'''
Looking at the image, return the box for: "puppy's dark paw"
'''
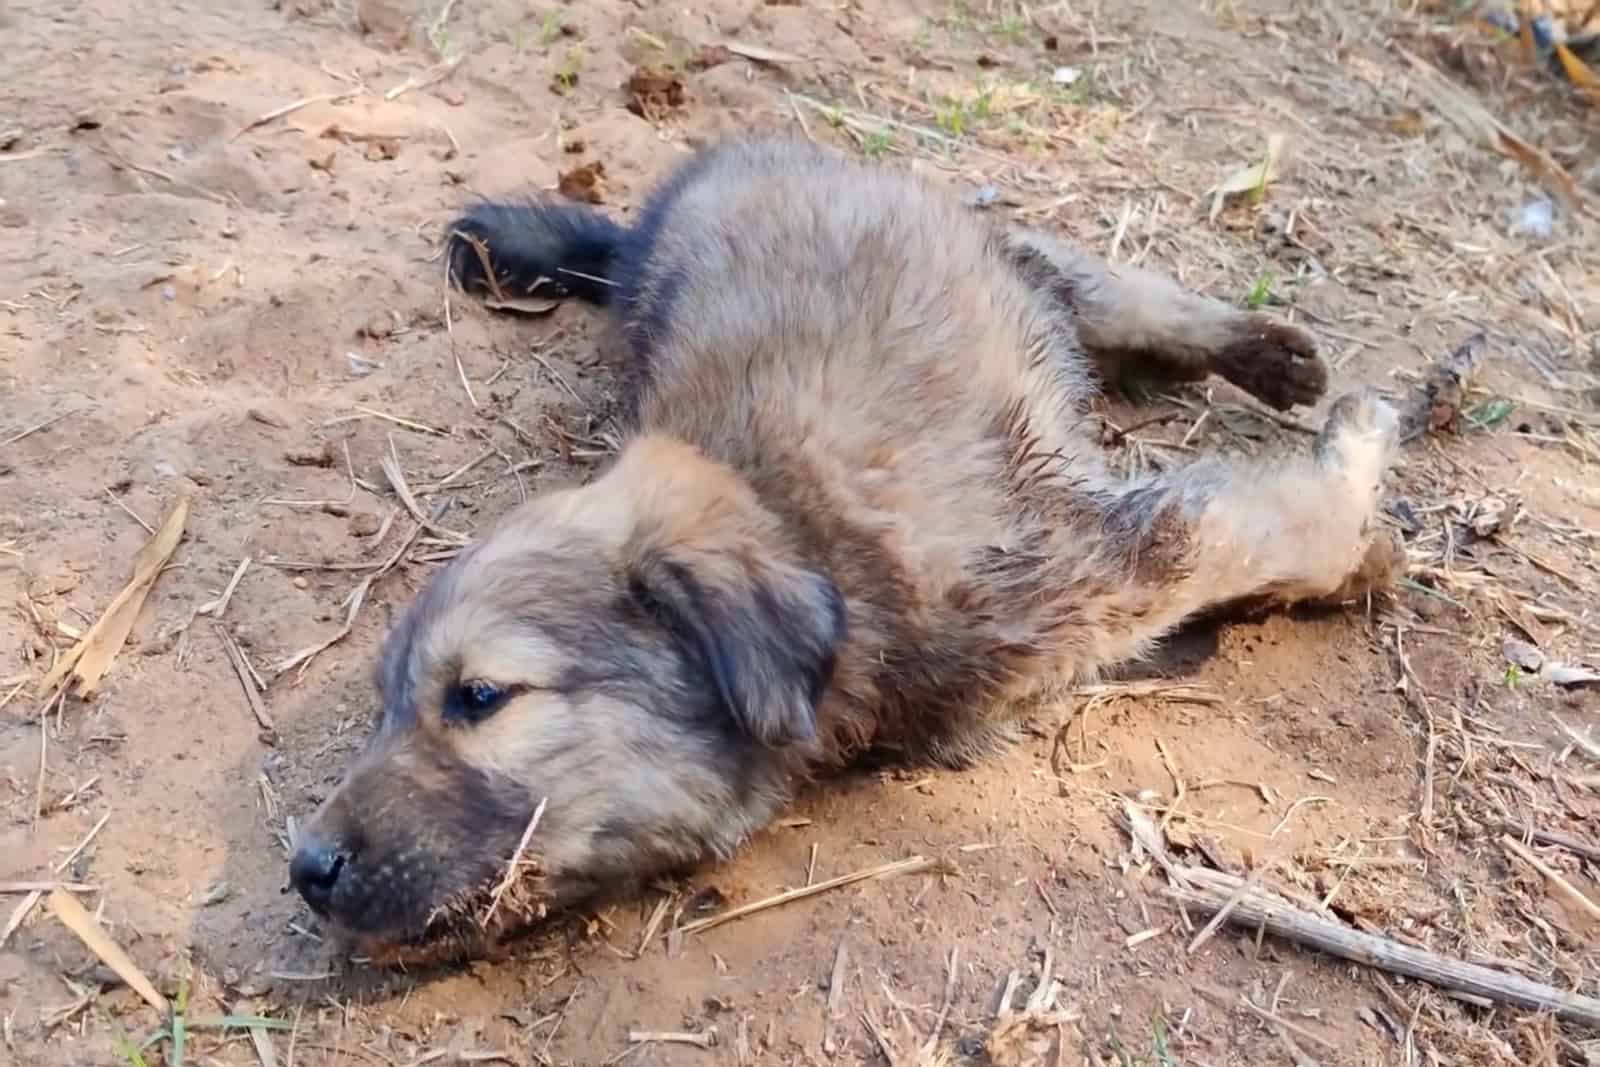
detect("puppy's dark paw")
[1211,317,1328,411]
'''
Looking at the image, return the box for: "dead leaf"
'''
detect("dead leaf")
[1555,42,1600,101]
[37,494,190,699]
[1208,133,1286,222]
[557,161,606,204]
[48,890,169,1014]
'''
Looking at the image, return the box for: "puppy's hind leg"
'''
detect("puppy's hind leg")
[1059,389,1404,671]
[1002,228,1327,411]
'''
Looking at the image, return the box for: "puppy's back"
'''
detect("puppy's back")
[626,141,1091,484]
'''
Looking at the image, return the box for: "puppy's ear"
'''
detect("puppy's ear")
[629,549,846,747]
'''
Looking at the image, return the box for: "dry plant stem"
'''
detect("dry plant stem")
[1187,862,1269,955]
[218,626,275,737]
[679,855,938,936]
[274,519,425,677]
[480,797,548,927]
[919,945,960,1058]
[1167,871,1600,1028]
[53,811,111,873]
[1500,833,1600,929]
[232,91,359,140]
[1504,820,1600,863]
[1,408,79,446]
[381,441,470,544]
[1238,992,1337,1054]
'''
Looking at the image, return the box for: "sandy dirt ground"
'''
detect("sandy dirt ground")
[3,0,1599,1063]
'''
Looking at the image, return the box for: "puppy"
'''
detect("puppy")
[288,138,1400,959]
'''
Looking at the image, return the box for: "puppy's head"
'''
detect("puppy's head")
[287,437,846,959]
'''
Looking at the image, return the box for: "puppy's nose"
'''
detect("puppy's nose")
[288,836,347,914]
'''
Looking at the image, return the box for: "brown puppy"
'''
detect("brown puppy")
[288,138,1401,958]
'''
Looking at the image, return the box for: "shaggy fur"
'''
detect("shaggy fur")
[288,138,1403,957]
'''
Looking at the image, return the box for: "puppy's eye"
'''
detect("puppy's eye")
[446,679,513,724]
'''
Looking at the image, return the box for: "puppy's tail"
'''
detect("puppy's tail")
[445,200,627,306]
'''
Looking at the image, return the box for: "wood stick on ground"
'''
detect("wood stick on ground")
[679,855,939,936]
[1166,868,1600,1028]
[2,408,81,447]
[53,811,111,874]
[1187,862,1270,955]
[47,890,169,1014]
[1504,820,1600,864]
[920,945,960,1059]
[217,626,276,739]
[1500,833,1600,931]
[1397,332,1488,444]
[232,91,358,141]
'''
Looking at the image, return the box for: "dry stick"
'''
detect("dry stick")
[274,520,424,678]
[381,441,470,544]
[679,855,938,936]
[1186,862,1270,955]
[47,890,169,1014]
[53,811,111,874]
[1,408,81,447]
[200,557,252,618]
[232,92,358,141]
[443,265,478,409]
[480,797,548,927]
[348,405,449,437]
[1166,871,1600,1028]
[218,626,276,737]
[919,945,960,1059]
[35,703,48,826]
[1500,833,1600,929]
[1504,820,1600,864]
[385,55,464,102]
[1237,993,1338,1054]
[635,893,672,958]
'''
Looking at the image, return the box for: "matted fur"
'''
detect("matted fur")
[289,138,1402,959]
